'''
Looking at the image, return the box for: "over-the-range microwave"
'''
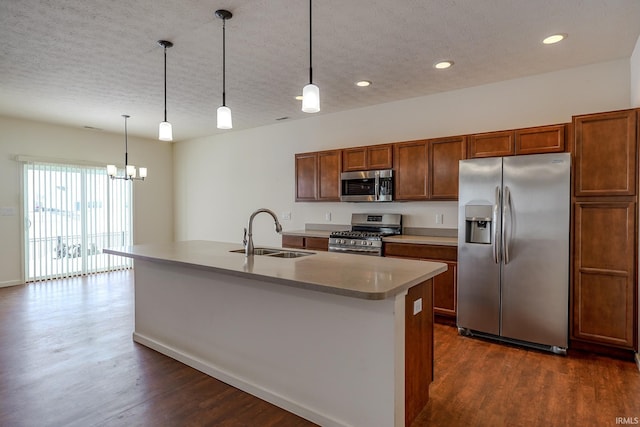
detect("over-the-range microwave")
[340,169,393,202]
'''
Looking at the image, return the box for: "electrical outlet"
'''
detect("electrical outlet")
[435,213,444,224]
[413,298,422,315]
[281,212,291,220]
[325,212,332,221]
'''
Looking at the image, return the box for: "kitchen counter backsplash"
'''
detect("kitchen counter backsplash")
[403,227,457,238]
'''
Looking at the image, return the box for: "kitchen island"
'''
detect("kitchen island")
[105,240,447,427]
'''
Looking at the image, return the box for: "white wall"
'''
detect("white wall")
[174,59,631,247]
[632,35,640,107]
[0,116,174,286]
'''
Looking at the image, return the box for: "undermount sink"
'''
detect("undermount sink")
[229,248,314,258]
[267,251,312,258]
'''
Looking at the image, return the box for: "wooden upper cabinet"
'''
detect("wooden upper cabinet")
[317,150,341,200]
[342,144,393,171]
[429,136,466,200]
[394,140,429,200]
[515,124,566,155]
[342,147,367,171]
[295,150,341,201]
[295,152,317,201]
[574,109,637,197]
[468,130,515,158]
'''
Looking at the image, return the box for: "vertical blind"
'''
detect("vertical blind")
[23,161,133,281]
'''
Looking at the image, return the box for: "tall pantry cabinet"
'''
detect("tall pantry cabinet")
[571,109,638,354]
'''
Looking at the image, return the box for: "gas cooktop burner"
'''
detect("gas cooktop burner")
[330,230,385,240]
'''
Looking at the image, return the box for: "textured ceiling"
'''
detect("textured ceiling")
[1,0,639,141]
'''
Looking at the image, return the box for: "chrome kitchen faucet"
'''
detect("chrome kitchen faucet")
[244,208,283,256]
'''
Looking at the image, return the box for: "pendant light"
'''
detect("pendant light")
[215,9,233,129]
[158,40,173,141]
[107,115,147,181]
[302,0,320,113]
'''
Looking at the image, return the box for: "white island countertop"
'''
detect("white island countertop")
[105,240,447,300]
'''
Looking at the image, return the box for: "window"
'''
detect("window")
[23,161,133,281]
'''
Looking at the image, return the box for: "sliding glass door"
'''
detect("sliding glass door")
[23,162,133,281]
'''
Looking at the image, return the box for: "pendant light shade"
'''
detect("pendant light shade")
[158,120,172,141]
[217,105,232,129]
[302,0,320,113]
[158,40,173,141]
[215,9,233,130]
[302,83,320,113]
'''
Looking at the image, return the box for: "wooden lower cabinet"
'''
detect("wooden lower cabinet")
[433,261,457,317]
[282,235,328,251]
[405,279,433,427]
[385,243,457,322]
[572,200,637,350]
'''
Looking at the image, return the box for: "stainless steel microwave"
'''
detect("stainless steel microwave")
[340,169,393,202]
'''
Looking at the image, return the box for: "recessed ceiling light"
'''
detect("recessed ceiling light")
[355,80,371,87]
[434,60,454,70]
[543,33,567,45]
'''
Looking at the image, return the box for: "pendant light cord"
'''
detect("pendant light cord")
[123,115,129,167]
[308,0,313,84]
[222,17,227,107]
[163,46,168,122]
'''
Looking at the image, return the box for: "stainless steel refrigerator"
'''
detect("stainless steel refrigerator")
[457,152,570,354]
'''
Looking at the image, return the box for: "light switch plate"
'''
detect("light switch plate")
[413,298,422,315]
[0,207,17,216]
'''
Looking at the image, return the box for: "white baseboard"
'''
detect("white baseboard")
[133,332,349,427]
[0,280,24,288]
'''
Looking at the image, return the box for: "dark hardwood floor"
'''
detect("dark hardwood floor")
[1,271,639,426]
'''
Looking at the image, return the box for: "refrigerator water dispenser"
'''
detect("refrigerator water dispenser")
[465,204,492,244]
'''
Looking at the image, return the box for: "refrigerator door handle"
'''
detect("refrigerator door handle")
[493,186,501,263]
[503,185,512,264]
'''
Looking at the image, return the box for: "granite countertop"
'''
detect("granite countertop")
[104,240,447,301]
[282,229,458,246]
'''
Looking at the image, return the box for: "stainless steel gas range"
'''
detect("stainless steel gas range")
[328,213,402,256]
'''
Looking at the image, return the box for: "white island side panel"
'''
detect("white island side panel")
[133,259,405,427]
